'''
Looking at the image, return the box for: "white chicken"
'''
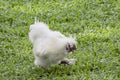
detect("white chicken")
[29,22,77,68]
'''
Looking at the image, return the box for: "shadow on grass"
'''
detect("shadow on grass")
[29,64,82,79]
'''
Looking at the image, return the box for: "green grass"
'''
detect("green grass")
[0,0,120,80]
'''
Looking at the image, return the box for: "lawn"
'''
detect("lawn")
[0,0,120,80]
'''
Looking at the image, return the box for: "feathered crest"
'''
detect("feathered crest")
[69,34,76,40]
[35,17,39,24]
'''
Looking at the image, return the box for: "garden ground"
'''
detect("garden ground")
[0,0,120,80]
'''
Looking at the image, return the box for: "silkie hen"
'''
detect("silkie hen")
[29,22,77,68]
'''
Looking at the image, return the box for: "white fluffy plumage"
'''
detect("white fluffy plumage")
[29,22,77,68]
